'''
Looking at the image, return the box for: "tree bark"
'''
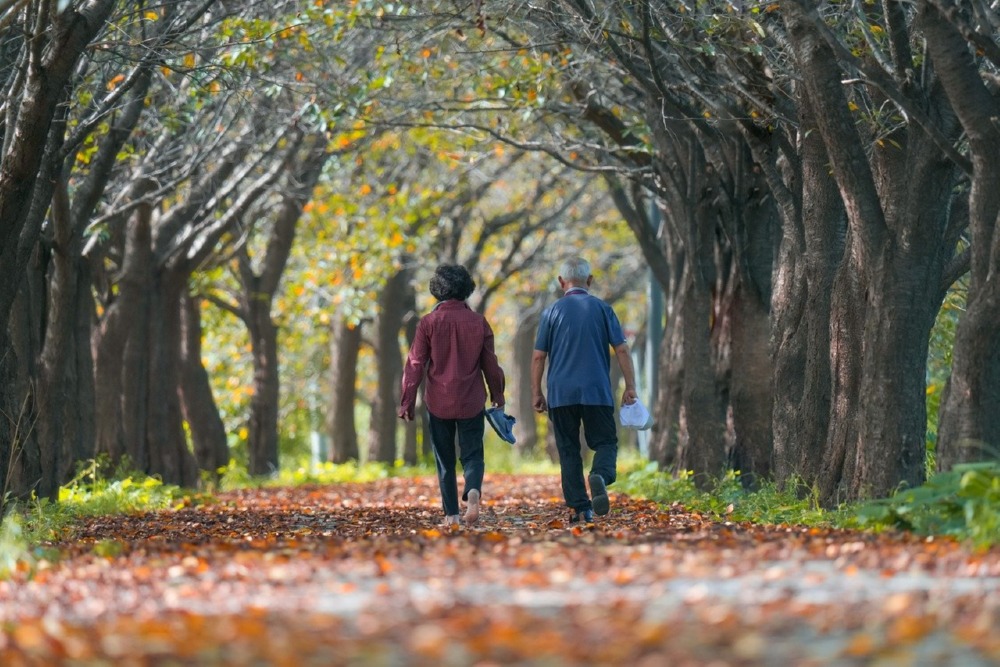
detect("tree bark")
[179,292,229,477]
[511,305,542,456]
[245,297,280,476]
[327,315,362,463]
[368,266,411,463]
[785,0,960,502]
[921,1,1000,468]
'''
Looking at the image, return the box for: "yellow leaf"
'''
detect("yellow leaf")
[184,53,196,68]
[107,74,125,91]
[359,183,372,196]
[209,80,221,93]
[238,427,248,440]
[848,101,859,111]
[870,24,884,34]
[145,10,158,20]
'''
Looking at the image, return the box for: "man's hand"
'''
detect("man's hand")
[532,393,547,413]
[398,407,414,422]
[622,388,638,406]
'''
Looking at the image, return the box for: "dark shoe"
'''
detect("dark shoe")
[589,474,609,516]
[570,509,595,524]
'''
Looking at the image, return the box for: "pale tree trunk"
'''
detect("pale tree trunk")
[400,279,419,465]
[922,3,1000,468]
[179,292,229,476]
[327,314,362,463]
[368,266,411,463]
[511,305,542,456]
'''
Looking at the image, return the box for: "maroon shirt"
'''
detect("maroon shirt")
[399,300,505,420]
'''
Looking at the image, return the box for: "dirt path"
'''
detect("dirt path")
[2,474,999,665]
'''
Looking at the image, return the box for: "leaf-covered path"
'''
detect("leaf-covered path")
[3,474,1000,666]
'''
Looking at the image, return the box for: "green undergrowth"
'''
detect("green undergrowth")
[1,458,195,578]
[619,459,1000,549]
[854,461,1000,549]
[618,462,843,528]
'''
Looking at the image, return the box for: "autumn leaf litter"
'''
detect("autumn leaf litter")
[2,474,999,665]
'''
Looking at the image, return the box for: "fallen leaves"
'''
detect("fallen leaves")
[2,473,1000,665]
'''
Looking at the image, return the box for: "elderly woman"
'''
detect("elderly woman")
[398,264,507,527]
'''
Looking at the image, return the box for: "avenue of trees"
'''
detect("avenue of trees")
[1,0,998,509]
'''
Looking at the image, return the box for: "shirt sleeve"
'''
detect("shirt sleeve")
[533,307,552,352]
[399,317,430,412]
[479,318,506,405]
[605,305,627,347]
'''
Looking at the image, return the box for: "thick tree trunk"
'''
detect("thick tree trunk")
[179,292,229,476]
[246,299,280,476]
[677,258,727,486]
[785,0,958,502]
[769,95,844,492]
[144,273,199,487]
[921,4,1000,468]
[728,279,773,489]
[93,200,198,486]
[327,315,362,463]
[368,267,410,463]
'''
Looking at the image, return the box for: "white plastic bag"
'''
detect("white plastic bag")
[619,399,652,430]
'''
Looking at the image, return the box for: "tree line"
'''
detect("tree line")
[1,0,997,508]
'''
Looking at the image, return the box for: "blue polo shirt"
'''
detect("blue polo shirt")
[534,288,627,408]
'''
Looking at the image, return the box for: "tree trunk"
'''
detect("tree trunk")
[246,298,280,476]
[728,279,773,489]
[367,267,410,463]
[677,253,728,486]
[921,2,1000,468]
[511,306,542,455]
[92,198,199,486]
[327,314,362,463]
[144,272,200,487]
[769,94,844,492]
[785,0,958,503]
[179,292,229,477]
[400,277,419,465]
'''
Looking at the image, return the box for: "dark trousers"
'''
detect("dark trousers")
[548,404,618,511]
[427,411,485,516]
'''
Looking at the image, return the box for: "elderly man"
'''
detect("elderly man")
[531,257,638,523]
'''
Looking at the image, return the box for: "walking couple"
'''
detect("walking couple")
[398,258,638,527]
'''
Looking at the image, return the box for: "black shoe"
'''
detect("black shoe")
[589,474,609,516]
[570,509,595,524]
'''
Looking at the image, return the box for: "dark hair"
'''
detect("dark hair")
[429,264,475,301]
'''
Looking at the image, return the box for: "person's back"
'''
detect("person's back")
[531,257,638,524]
[538,289,619,408]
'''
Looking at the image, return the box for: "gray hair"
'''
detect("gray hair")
[559,257,591,282]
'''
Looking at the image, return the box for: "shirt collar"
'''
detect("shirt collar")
[564,287,590,296]
[433,299,470,310]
